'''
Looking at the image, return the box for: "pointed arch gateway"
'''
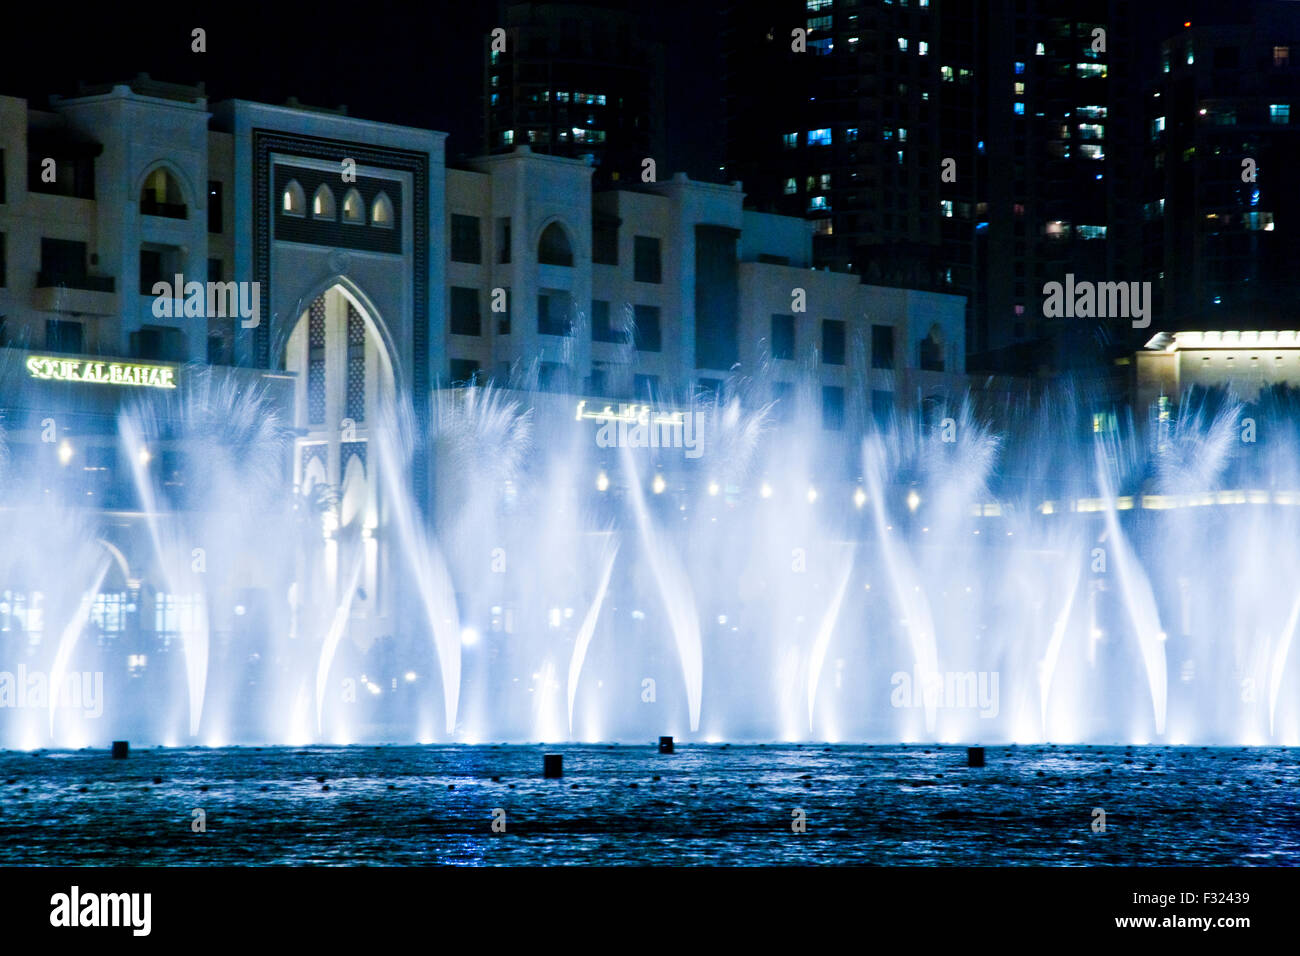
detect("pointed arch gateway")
[283,280,398,674]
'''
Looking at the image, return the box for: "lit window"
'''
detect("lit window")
[783,132,799,150]
[809,196,829,211]
[918,41,928,56]
[1270,103,1291,124]
[845,127,859,143]
[1080,143,1105,160]
[342,188,364,223]
[941,65,954,82]
[371,192,393,228]
[806,0,832,9]
[807,15,831,32]
[502,129,514,145]
[312,185,335,219]
[1077,225,1107,239]
[807,128,832,146]
[1077,63,1107,77]
[557,91,569,102]
[897,37,909,52]
[282,180,305,216]
[810,37,833,55]
[1015,61,1025,74]
[1151,116,1165,139]
[941,200,953,218]
[1015,81,1025,95]
[1275,46,1290,67]
[1014,102,1025,115]
[813,219,833,236]
[783,177,797,195]
[1036,42,1046,56]
[898,127,907,142]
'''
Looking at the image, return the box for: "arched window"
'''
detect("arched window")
[371,192,394,228]
[919,324,945,372]
[282,180,306,216]
[342,188,364,223]
[312,184,336,219]
[538,221,573,266]
[140,167,187,218]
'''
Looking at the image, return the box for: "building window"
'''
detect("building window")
[806,127,832,147]
[845,127,859,143]
[140,167,187,219]
[822,319,845,365]
[593,214,619,264]
[502,129,514,146]
[872,389,894,427]
[345,304,366,421]
[495,287,512,335]
[450,359,480,386]
[783,177,797,195]
[371,192,394,228]
[538,293,571,337]
[771,314,795,360]
[307,297,326,425]
[771,381,794,423]
[871,324,895,369]
[45,319,83,355]
[538,222,574,266]
[497,217,511,263]
[592,299,621,343]
[625,373,656,400]
[941,200,953,218]
[538,362,567,393]
[633,305,661,352]
[208,257,222,282]
[207,181,222,233]
[312,185,336,219]
[822,386,845,431]
[919,326,945,371]
[634,236,662,283]
[282,180,305,216]
[450,214,482,263]
[1271,104,1291,124]
[342,189,364,223]
[1275,46,1291,68]
[782,132,798,150]
[450,287,482,336]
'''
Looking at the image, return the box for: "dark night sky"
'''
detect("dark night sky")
[1,1,724,179]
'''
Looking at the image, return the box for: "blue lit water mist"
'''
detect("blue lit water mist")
[3,359,1300,749]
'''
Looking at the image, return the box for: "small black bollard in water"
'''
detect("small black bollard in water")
[111,741,130,759]
[658,736,674,754]
[543,753,563,778]
[967,746,985,768]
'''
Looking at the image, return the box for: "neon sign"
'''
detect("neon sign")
[574,400,686,427]
[26,356,178,389]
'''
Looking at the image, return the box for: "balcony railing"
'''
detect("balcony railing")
[35,272,116,293]
[140,199,188,219]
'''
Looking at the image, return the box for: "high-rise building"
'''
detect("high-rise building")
[1142,1,1300,332]
[722,0,1144,374]
[484,1,666,187]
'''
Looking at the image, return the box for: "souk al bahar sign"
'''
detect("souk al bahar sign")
[26,356,178,389]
